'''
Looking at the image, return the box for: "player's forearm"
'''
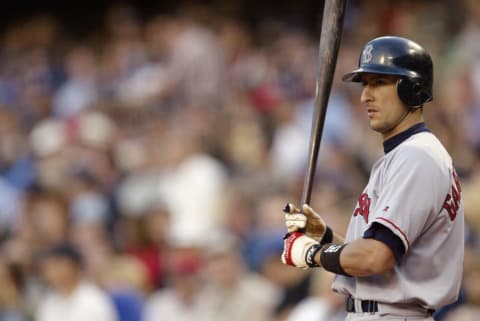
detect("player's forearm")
[314,238,395,276]
[340,238,395,276]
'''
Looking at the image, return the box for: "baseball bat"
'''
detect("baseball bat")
[300,0,347,206]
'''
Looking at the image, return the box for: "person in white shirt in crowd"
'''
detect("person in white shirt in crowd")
[143,251,205,321]
[35,243,117,321]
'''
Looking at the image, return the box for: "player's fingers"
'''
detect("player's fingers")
[285,222,305,232]
[285,213,307,224]
[287,225,299,233]
[285,213,306,230]
[302,204,321,219]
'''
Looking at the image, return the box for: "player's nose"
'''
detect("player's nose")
[360,85,373,104]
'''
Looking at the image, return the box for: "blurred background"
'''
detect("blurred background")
[0,0,479,320]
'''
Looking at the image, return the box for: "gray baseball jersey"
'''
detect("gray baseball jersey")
[332,123,464,310]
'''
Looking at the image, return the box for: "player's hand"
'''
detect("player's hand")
[283,203,327,242]
[281,232,320,268]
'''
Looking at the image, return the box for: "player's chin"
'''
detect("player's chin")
[369,121,390,134]
[368,119,382,131]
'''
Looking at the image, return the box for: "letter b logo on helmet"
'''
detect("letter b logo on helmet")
[342,36,433,108]
[361,44,373,64]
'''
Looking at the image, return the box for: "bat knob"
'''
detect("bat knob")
[283,202,299,214]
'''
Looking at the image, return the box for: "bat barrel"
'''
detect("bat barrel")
[300,0,347,206]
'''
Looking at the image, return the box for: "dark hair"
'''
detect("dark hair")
[40,243,83,268]
[7,263,24,290]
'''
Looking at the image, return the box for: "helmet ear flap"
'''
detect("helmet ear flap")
[397,78,427,108]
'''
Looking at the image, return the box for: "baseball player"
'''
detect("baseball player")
[281,36,464,321]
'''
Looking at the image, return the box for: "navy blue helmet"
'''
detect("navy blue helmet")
[343,36,433,108]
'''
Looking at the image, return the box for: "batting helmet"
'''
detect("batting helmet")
[342,36,433,108]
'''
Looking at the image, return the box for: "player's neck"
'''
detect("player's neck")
[382,111,424,141]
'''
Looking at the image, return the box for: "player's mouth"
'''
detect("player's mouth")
[367,108,378,118]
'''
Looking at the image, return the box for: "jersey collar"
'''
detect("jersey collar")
[383,122,430,154]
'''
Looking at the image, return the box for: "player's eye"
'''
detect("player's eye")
[360,79,384,87]
[372,78,388,86]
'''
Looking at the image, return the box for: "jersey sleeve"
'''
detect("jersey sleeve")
[363,222,406,263]
[371,145,446,253]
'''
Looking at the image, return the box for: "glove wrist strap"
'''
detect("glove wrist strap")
[320,226,333,245]
[305,243,322,267]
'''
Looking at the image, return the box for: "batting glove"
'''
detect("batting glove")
[284,203,329,242]
[281,232,322,268]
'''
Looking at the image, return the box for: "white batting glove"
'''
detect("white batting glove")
[281,232,321,268]
[284,203,328,242]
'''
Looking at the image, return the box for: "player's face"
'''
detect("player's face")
[360,73,407,138]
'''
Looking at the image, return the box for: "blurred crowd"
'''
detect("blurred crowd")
[0,0,479,321]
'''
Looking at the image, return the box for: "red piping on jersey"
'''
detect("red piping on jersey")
[377,217,410,249]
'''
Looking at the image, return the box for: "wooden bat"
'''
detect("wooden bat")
[300,0,347,206]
